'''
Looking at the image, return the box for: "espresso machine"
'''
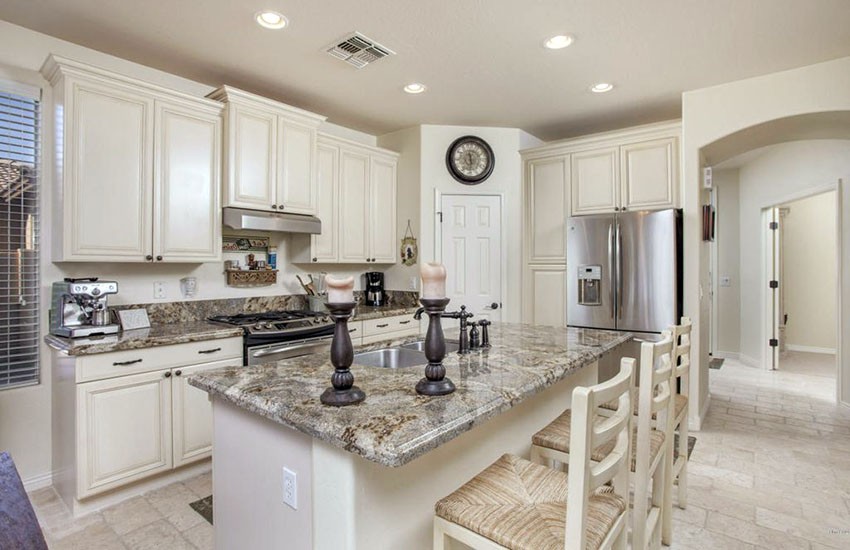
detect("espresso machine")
[50,278,120,338]
[364,272,386,307]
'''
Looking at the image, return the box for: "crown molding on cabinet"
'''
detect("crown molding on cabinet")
[520,119,682,159]
[207,85,326,128]
[318,132,400,159]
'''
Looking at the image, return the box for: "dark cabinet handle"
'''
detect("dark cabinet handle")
[145,255,153,261]
[399,320,411,325]
[113,359,142,366]
[349,328,358,333]
[376,323,389,328]
[156,255,163,261]
[164,371,172,378]
[198,347,221,354]
[175,370,182,376]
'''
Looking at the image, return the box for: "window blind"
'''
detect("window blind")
[0,88,40,389]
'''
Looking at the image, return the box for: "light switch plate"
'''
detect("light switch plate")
[153,282,166,299]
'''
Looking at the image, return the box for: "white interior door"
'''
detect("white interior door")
[440,195,503,322]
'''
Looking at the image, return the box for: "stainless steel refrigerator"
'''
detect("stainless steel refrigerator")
[567,209,682,335]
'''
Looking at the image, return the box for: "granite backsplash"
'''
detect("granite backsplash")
[111,291,420,325]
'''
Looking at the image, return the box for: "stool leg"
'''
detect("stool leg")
[657,451,671,548]
[678,410,689,508]
[433,518,446,550]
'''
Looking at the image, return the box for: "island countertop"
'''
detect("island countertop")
[188,323,631,467]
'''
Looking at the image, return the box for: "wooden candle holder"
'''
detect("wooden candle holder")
[321,302,366,407]
[416,297,456,396]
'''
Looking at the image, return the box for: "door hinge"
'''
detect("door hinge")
[769,338,779,347]
[769,280,779,289]
[769,221,778,230]
[437,211,443,223]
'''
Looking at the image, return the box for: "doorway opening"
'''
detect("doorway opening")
[764,190,838,378]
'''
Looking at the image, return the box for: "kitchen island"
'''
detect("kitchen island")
[189,323,631,549]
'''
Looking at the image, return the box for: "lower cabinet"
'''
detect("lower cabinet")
[523,264,567,327]
[58,338,242,501]
[350,314,421,345]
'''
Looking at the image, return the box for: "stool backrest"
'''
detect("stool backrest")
[565,358,635,549]
[636,332,674,468]
[671,317,692,398]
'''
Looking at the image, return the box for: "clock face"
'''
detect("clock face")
[446,136,495,184]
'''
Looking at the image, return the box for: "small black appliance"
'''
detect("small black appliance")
[364,272,386,307]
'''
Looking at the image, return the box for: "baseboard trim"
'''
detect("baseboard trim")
[690,393,710,432]
[22,470,54,492]
[786,344,837,355]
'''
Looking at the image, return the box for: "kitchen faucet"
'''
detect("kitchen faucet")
[441,305,474,354]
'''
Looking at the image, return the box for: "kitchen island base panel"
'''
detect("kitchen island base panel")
[211,362,597,550]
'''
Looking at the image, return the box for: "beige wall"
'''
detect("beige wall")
[682,55,850,422]
[783,191,837,352]
[714,169,741,355]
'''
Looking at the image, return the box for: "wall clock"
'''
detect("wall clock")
[445,135,495,185]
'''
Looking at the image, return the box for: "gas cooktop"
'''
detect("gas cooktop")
[208,310,332,336]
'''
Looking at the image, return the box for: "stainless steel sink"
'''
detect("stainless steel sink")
[399,340,460,354]
[353,348,428,369]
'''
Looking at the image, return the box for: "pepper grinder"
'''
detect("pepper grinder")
[478,319,492,348]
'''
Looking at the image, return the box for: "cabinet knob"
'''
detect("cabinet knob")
[312,258,317,262]
[145,255,153,261]
[175,370,182,376]
[271,204,278,209]
[164,371,172,378]
[156,255,163,261]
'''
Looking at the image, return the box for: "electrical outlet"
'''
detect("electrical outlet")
[153,281,166,299]
[408,276,418,291]
[283,467,297,510]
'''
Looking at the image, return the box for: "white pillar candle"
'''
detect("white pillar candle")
[326,275,355,303]
[421,262,447,299]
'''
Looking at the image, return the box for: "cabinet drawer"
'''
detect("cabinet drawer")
[362,327,420,346]
[77,337,242,383]
[361,315,418,337]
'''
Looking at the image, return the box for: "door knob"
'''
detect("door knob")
[485,302,500,310]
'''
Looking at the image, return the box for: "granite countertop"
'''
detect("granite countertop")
[189,323,632,467]
[354,305,418,321]
[44,321,244,356]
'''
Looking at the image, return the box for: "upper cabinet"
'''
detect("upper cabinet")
[525,157,569,264]
[42,56,223,263]
[207,86,325,216]
[292,135,399,264]
[570,147,619,216]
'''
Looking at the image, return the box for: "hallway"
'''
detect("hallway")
[671,358,850,549]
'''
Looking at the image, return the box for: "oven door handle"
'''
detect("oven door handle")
[251,340,330,359]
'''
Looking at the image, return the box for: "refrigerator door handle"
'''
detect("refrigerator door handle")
[616,221,624,319]
[608,223,615,319]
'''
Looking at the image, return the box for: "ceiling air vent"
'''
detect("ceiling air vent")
[326,32,395,69]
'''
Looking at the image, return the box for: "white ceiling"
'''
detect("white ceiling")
[2,0,849,140]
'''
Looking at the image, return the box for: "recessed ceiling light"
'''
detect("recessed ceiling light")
[255,10,288,30]
[544,35,574,50]
[403,83,427,94]
[590,82,614,93]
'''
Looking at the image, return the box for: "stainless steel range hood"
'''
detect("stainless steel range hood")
[223,208,321,234]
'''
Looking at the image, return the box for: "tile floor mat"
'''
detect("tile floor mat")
[709,357,724,370]
[189,495,213,525]
[674,434,697,460]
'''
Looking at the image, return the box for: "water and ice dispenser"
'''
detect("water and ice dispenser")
[577,265,602,306]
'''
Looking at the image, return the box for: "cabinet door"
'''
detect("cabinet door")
[338,149,370,263]
[526,157,569,263]
[369,156,397,263]
[227,105,277,210]
[66,79,153,260]
[524,265,567,327]
[620,137,678,211]
[77,370,172,498]
[153,101,222,262]
[311,143,339,262]
[278,120,317,215]
[172,359,237,467]
[570,147,619,216]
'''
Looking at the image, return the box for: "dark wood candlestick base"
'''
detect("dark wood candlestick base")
[416,297,456,396]
[321,301,365,407]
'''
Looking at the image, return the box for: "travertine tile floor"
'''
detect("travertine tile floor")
[27,358,850,549]
[28,471,213,549]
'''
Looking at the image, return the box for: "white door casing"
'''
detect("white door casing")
[440,195,503,322]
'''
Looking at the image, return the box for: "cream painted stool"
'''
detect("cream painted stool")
[432,359,635,550]
[531,334,674,550]
[661,316,693,543]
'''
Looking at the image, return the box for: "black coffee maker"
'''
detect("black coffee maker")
[364,272,385,307]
